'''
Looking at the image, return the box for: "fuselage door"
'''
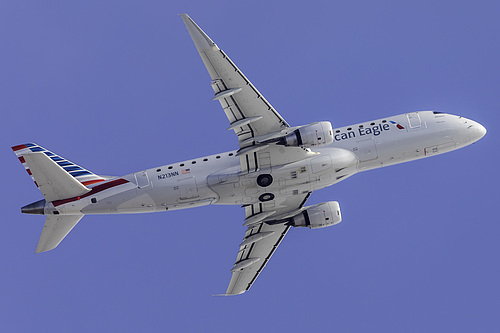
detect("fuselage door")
[134,171,150,189]
[406,112,422,129]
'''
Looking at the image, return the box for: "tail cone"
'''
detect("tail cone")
[21,199,46,215]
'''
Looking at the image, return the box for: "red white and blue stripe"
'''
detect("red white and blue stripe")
[11,143,106,187]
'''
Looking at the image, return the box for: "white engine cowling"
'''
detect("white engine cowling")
[290,201,342,229]
[282,121,334,148]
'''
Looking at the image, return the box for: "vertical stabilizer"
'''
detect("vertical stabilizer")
[23,153,91,202]
[12,143,107,201]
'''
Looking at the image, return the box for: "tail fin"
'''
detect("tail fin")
[12,143,107,202]
[36,214,84,253]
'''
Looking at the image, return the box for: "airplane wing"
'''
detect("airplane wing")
[181,14,315,172]
[181,14,316,295]
[180,14,289,144]
[224,192,311,295]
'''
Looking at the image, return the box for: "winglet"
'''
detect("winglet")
[180,14,219,52]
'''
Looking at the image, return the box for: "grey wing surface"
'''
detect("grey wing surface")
[224,193,311,295]
[181,14,315,172]
[181,13,289,147]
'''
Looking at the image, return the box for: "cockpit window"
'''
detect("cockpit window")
[433,111,444,114]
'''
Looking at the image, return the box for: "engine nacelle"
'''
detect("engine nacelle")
[290,201,342,229]
[281,121,334,148]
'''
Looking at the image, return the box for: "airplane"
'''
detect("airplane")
[12,14,486,295]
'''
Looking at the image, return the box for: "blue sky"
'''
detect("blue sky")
[1,1,498,332]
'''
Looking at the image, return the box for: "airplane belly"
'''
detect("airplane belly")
[148,171,220,211]
[208,148,358,205]
[79,187,155,214]
[374,125,458,168]
[115,193,157,213]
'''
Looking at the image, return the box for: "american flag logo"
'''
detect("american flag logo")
[181,169,191,174]
[389,120,405,130]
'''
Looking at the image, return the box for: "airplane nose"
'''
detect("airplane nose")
[454,117,486,147]
[470,120,487,143]
[476,122,487,140]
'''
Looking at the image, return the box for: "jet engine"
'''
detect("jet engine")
[279,121,334,148]
[289,201,342,229]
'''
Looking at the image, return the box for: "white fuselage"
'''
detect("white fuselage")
[50,111,485,216]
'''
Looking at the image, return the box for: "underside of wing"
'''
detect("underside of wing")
[180,14,289,146]
[225,222,290,295]
[181,15,318,173]
[223,193,311,295]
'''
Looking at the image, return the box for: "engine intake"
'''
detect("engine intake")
[290,201,342,229]
[280,122,333,148]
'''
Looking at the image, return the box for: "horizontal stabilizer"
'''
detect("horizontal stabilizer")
[36,214,84,253]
